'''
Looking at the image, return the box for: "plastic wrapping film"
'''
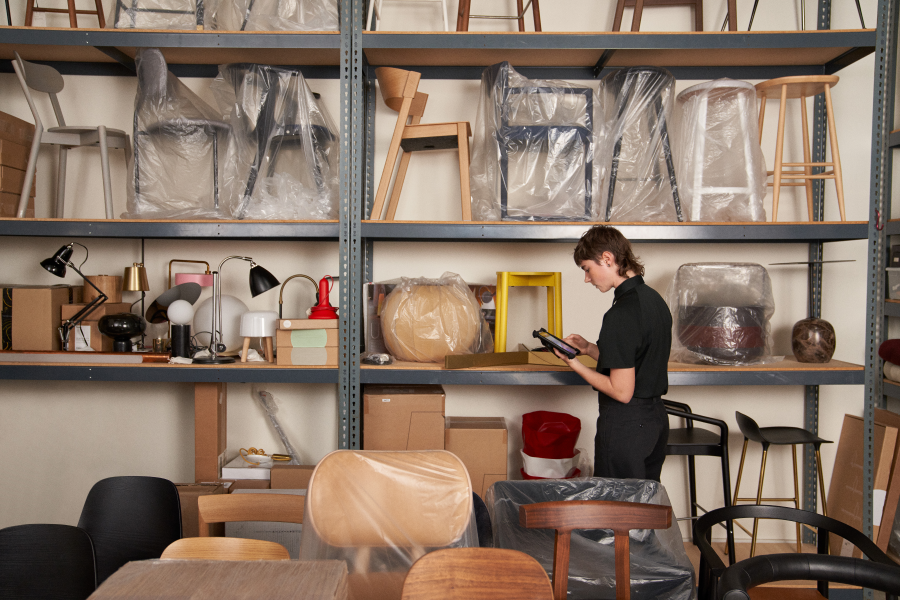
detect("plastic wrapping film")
[470,62,604,221]
[301,450,478,600]
[674,79,767,222]
[125,48,231,219]
[380,272,494,363]
[667,263,778,366]
[212,63,339,219]
[107,0,204,29]
[486,478,695,600]
[598,67,684,223]
[206,0,338,30]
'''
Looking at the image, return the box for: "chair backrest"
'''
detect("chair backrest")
[12,51,66,129]
[135,48,171,104]
[375,67,425,115]
[197,493,305,537]
[519,500,672,600]
[734,411,766,443]
[161,537,291,561]
[77,476,182,585]
[0,523,97,599]
[694,504,896,600]
[718,554,900,600]
[400,547,554,600]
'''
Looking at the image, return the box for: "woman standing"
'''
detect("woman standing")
[553,225,672,482]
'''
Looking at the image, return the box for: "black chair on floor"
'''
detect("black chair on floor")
[694,504,896,600]
[0,523,97,599]
[664,399,735,563]
[77,476,182,585]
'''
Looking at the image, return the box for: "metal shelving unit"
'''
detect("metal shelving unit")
[0,364,338,383]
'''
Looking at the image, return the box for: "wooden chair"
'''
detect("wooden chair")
[197,493,305,537]
[371,67,472,221]
[161,537,291,561]
[456,0,540,31]
[25,0,104,27]
[612,0,737,31]
[400,547,553,600]
[756,75,845,222]
[519,500,673,600]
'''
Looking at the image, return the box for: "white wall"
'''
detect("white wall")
[0,0,881,544]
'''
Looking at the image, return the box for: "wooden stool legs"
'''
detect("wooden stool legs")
[241,337,274,363]
[456,0,541,31]
[25,0,105,27]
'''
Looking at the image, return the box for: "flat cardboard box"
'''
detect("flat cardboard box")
[222,455,272,480]
[60,302,132,321]
[279,318,337,330]
[0,192,33,218]
[276,347,338,366]
[270,464,316,490]
[445,350,598,370]
[275,328,338,348]
[195,382,226,482]
[828,414,886,558]
[0,111,34,145]
[11,285,72,351]
[363,385,445,450]
[0,165,36,196]
[0,138,29,171]
[66,320,113,352]
[226,489,305,559]
[875,408,900,551]
[176,483,228,537]
[445,416,508,498]
[225,479,271,491]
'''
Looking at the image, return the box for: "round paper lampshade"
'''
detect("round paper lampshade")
[193,295,248,351]
[240,311,278,338]
[167,300,195,326]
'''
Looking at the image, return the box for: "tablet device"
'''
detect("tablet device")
[532,328,579,359]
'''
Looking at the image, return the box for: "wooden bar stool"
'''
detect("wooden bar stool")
[495,271,562,353]
[371,67,472,221]
[456,0,541,31]
[25,0,105,27]
[756,75,845,222]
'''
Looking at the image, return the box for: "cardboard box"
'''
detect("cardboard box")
[222,455,272,480]
[225,479,271,491]
[363,385,445,450]
[364,281,496,354]
[445,417,508,498]
[176,483,228,537]
[276,328,338,348]
[445,350,598,370]
[279,318,337,330]
[874,408,900,551]
[0,192,34,218]
[226,489,305,559]
[60,302,132,321]
[66,320,112,351]
[270,464,316,490]
[0,165,36,196]
[0,138,29,171]
[195,382,226,482]
[0,111,34,145]
[276,347,338,366]
[10,285,72,351]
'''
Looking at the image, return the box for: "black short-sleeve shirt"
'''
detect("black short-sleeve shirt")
[595,275,672,401]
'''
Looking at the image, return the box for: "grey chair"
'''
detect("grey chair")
[12,52,129,220]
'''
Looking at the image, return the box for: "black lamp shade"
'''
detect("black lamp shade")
[249,265,280,297]
[40,245,74,278]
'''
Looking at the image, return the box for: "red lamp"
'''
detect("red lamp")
[309,275,338,320]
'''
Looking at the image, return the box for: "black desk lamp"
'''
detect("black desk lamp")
[193,255,280,364]
[41,242,108,351]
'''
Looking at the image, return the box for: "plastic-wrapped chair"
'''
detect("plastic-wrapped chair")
[109,0,203,29]
[600,66,684,223]
[301,450,478,600]
[130,48,230,219]
[206,0,339,30]
[486,478,695,600]
[0,523,97,600]
[215,63,339,220]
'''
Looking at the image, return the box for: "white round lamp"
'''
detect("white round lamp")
[167,299,195,325]
[193,295,248,352]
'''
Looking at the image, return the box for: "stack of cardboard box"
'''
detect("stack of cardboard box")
[1,284,81,350]
[276,318,338,366]
[362,384,509,498]
[62,303,133,351]
[0,111,35,218]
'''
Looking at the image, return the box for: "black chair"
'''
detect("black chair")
[0,523,96,600]
[694,504,896,600]
[473,492,493,548]
[664,399,735,563]
[77,476,182,585]
[717,553,900,600]
[733,411,831,557]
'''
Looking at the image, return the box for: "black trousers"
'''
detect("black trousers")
[594,396,668,482]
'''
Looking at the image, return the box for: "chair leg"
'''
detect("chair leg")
[384,150,410,221]
[823,84,846,222]
[531,0,541,30]
[57,146,69,219]
[726,0,737,30]
[612,0,626,31]
[791,444,802,553]
[456,0,469,31]
[495,272,509,353]
[67,0,78,27]
[372,97,412,220]
[551,272,562,336]
[25,0,35,25]
[94,0,105,26]
[750,446,769,558]
[733,438,749,507]
[18,126,42,218]
[658,107,684,222]
[631,0,645,30]
[98,126,114,220]
[720,447,736,564]
[688,455,698,543]
[516,0,525,30]
[799,95,815,221]
[693,0,702,31]
[815,447,828,517]
[771,85,788,222]
[457,123,472,221]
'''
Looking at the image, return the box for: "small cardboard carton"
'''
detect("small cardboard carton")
[0,165,35,196]
[275,328,339,348]
[0,138,29,170]
[176,482,228,537]
[276,347,338,366]
[363,385,445,450]
[10,285,72,350]
[445,417,508,498]
[279,318,337,330]
[0,192,34,218]
[0,111,34,145]
[445,349,597,369]
[270,464,316,490]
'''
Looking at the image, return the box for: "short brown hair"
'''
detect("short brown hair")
[573,225,645,278]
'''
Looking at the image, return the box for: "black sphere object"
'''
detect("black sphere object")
[791,317,836,363]
[98,313,146,352]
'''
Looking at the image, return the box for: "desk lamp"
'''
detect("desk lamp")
[193,256,280,364]
[122,262,150,349]
[278,274,318,319]
[41,242,108,351]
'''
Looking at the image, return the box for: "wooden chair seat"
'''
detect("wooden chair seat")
[161,537,291,561]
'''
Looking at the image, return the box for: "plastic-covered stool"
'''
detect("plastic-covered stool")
[675,79,767,222]
[495,272,562,353]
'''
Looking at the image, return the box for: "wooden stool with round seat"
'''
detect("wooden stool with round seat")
[25,0,105,27]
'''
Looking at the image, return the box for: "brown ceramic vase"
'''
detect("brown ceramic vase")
[791,317,836,363]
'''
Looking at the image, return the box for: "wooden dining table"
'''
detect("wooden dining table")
[88,559,348,599]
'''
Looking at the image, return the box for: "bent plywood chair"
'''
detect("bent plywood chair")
[161,537,290,561]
